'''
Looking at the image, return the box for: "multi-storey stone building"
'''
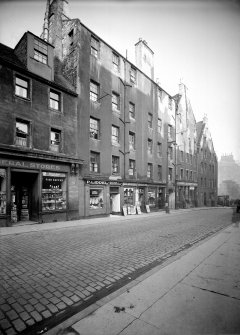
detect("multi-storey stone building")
[0,31,82,226]
[196,116,218,206]
[0,0,218,226]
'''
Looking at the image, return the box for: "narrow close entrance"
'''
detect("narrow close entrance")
[11,171,39,224]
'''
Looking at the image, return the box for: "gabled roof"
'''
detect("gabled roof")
[0,43,26,68]
[0,42,77,96]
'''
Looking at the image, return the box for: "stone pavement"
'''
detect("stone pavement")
[48,221,240,335]
[0,207,236,335]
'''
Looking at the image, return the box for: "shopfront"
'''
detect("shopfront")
[85,179,109,216]
[0,158,80,227]
[123,183,166,214]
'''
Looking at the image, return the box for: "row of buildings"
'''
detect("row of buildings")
[0,0,218,227]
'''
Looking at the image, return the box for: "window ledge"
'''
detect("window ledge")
[14,95,31,102]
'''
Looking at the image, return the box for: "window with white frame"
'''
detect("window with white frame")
[148,113,153,128]
[50,89,61,111]
[15,119,30,147]
[169,146,173,160]
[15,76,29,99]
[34,39,48,64]
[168,124,173,140]
[180,150,184,162]
[129,102,135,119]
[180,168,184,180]
[90,151,100,173]
[168,97,172,110]
[130,66,136,83]
[112,92,120,110]
[112,156,120,174]
[111,125,119,144]
[186,169,189,180]
[129,132,135,150]
[157,142,162,157]
[158,165,162,180]
[90,117,100,139]
[147,163,153,178]
[91,36,99,58]
[50,128,61,152]
[112,52,120,72]
[148,139,153,154]
[90,80,99,102]
[129,159,135,176]
[190,170,193,181]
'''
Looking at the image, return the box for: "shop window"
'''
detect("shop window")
[15,119,30,147]
[90,117,100,139]
[50,89,61,111]
[112,52,120,72]
[129,102,135,119]
[90,151,100,173]
[129,159,135,176]
[34,38,48,64]
[148,113,153,128]
[91,35,99,58]
[112,92,120,111]
[157,118,162,133]
[130,66,136,84]
[90,188,104,209]
[42,172,67,212]
[147,163,153,178]
[15,75,29,99]
[50,128,61,152]
[124,188,134,205]
[112,155,120,174]
[147,139,153,154]
[0,169,7,214]
[90,80,99,102]
[148,188,156,207]
[112,125,119,144]
[129,131,135,150]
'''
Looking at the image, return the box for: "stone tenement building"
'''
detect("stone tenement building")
[0,0,218,226]
[218,154,240,200]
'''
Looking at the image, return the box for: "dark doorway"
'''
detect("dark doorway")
[11,171,39,224]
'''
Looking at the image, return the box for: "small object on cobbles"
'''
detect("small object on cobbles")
[114,306,125,313]
[129,304,134,309]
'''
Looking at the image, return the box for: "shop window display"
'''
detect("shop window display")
[42,172,66,211]
[148,188,157,207]
[124,188,134,205]
[0,169,6,214]
[90,188,104,209]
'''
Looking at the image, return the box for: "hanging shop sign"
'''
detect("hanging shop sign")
[0,159,64,171]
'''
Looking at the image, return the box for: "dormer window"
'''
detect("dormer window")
[34,39,47,64]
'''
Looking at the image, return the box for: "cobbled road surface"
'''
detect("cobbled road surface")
[0,208,234,335]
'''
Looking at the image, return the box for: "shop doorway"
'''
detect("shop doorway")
[110,187,120,214]
[11,171,39,224]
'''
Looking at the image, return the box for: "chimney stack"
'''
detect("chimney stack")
[135,38,154,80]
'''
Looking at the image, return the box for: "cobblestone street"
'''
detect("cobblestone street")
[0,208,234,335]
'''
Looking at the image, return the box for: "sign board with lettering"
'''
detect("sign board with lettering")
[145,205,150,213]
[0,159,65,171]
[122,206,128,216]
[136,206,142,214]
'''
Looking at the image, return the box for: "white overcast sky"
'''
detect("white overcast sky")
[0,0,240,161]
